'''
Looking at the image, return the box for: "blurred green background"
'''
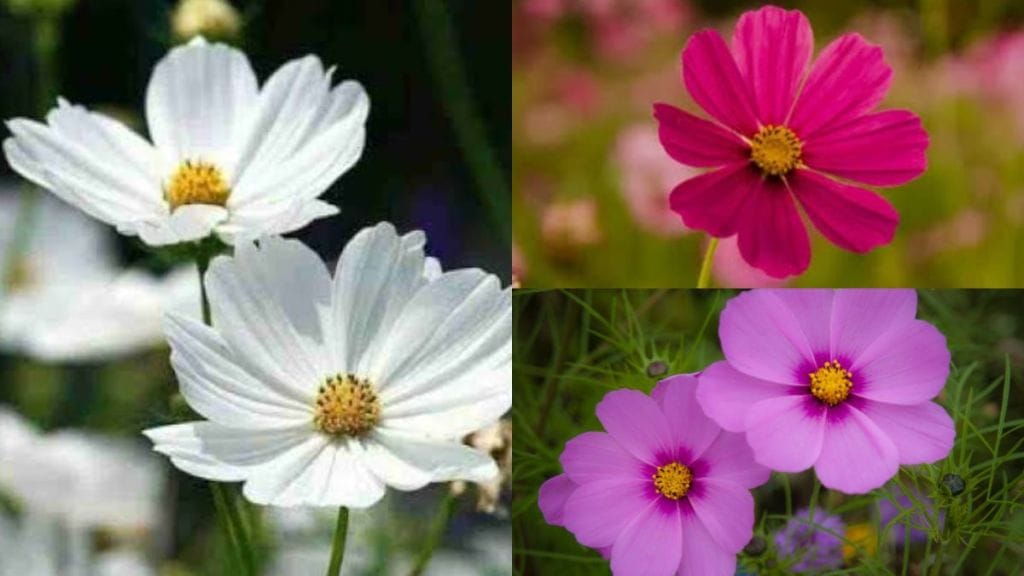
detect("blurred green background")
[512,0,1024,287]
[512,289,1024,575]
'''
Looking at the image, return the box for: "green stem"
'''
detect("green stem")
[412,0,510,249]
[409,491,457,576]
[196,258,255,576]
[326,507,350,576]
[807,476,821,523]
[696,237,719,288]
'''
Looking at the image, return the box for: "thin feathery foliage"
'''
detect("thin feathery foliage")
[513,290,1024,576]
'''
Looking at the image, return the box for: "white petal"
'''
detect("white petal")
[371,429,498,484]
[205,237,330,398]
[330,223,429,374]
[133,204,227,245]
[143,422,310,482]
[423,257,443,281]
[165,312,314,428]
[382,369,511,439]
[145,37,258,168]
[222,198,339,243]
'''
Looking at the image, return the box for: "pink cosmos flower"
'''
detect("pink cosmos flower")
[654,6,929,278]
[538,375,769,576]
[696,289,954,494]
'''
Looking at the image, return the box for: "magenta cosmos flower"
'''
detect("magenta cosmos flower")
[654,6,929,278]
[697,289,954,494]
[538,375,769,576]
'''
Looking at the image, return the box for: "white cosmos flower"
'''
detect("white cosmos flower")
[144,222,511,508]
[3,36,368,246]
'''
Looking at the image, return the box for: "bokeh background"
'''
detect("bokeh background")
[0,0,511,574]
[513,289,1024,575]
[512,0,1024,287]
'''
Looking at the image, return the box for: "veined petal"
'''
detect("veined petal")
[132,204,227,246]
[562,478,651,548]
[855,400,954,464]
[682,29,759,135]
[559,432,645,485]
[224,198,339,243]
[850,319,950,406]
[610,501,682,576]
[802,110,928,186]
[669,163,760,238]
[678,507,737,576]
[538,474,577,527]
[790,169,898,253]
[745,394,826,472]
[688,478,756,552]
[145,37,259,168]
[697,361,794,432]
[830,289,918,364]
[596,389,673,465]
[736,178,810,278]
[717,290,819,384]
[366,429,498,488]
[813,403,899,494]
[653,104,748,167]
[732,6,813,125]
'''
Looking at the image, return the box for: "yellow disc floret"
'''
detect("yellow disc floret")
[809,360,853,406]
[165,160,230,211]
[750,125,803,176]
[652,462,693,500]
[313,374,381,437]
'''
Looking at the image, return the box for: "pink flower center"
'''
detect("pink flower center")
[652,462,692,500]
[750,125,803,176]
[809,360,853,406]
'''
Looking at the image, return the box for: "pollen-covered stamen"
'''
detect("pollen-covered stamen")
[750,125,803,176]
[165,160,230,211]
[809,360,853,406]
[313,374,381,437]
[652,462,693,500]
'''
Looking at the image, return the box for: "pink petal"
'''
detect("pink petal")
[790,169,898,253]
[652,374,721,460]
[830,289,918,363]
[669,163,760,238]
[698,430,771,489]
[802,110,928,186]
[560,431,645,484]
[813,404,899,494]
[718,291,819,385]
[678,507,738,576]
[697,361,794,433]
[539,474,578,526]
[789,33,893,137]
[562,478,651,548]
[760,289,835,355]
[856,400,954,464]
[596,389,673,465]
[851,319,951,405]
[653,104,749,167]
[610,502,682,576]
[732,6,813,125]
[688,479,756,552]
[745,394,826,472]
[736,179,811,278]
[682,29,760,135]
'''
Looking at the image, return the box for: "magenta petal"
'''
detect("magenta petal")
[745,394,826,472]
[856,400,954,465]
[814,404,899,494]
[682,29,760,135]
[678,508,737,576]
[802,110,928,186]
[791,170,898,253]
[596,389,673,465]
[789,33,893,137]
[852,319,951,405]
[699,430,771,489]
[830,289,918,362]
[539,474,578,527]
[611,502,682,576]
[655,374,721,459]
[654,103,749,167]
[689,479,756,553]
[732,6,813,125]
[718,291,818,384]
[560,431,645,484]
[562,478,650,548]
[669,163,759,238]
[736,180,811,278]
[697,361,793,432]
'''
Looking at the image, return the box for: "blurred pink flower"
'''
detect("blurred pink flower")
[523,0,566,22]
[614,124,698,237]
[946,31,1024,141]
[555,69,600,114]
[909,208,988,262]
[541,198,603,255]
[712,236,787,288]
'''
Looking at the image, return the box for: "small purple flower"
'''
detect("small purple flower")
[774,508,845,573]
[697,289,955,494]
[538,375,770,576]
[879,489,941,545]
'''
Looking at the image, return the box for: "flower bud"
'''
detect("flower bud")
[171,0,241,42]
[646,360,668,378]
[942,473,966,496]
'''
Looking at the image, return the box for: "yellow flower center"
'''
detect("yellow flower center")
[652,462,693,500]
[165,160,230,211]
[313,374,381,437]
[809,360,853,406]
[750,125,803,176]
[4,258,35,291]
